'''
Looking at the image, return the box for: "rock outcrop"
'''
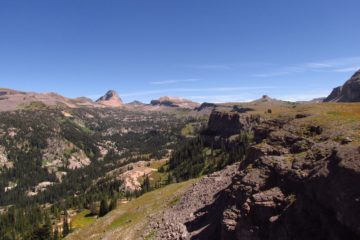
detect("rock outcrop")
[217,142,360,240]
[147,111,360,240]
[96,90,123,107]
[150,96,200,109]
[204,110,251,138]
[324,69,360,102]
[200,110,256,149]
[212,119,359,240]
[195,102,217,112]
[144,163,241,240]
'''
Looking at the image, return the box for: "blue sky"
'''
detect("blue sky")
[1,0,360,103]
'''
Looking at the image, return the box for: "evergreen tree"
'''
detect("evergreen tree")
[62,214,70,237]
[29,223,52,240]
[109,197,117,211]
[142,175,151,192]
[53,228,59,240]
[99,199,109,217]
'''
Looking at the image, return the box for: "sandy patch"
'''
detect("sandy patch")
[119,162,157,191]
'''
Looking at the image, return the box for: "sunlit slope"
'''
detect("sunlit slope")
[65,179,197,240]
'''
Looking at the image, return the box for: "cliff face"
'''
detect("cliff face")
[200,110,255,149]
[176,112,360,240]
[217,122,360,240]
[324,70,360,102]
[206,111,245,137]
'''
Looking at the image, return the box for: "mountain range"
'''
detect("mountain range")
[0,69,360,240]
[0,88,200,112]
[1,69,359,112]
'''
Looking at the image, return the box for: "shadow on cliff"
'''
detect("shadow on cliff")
[184,187,231,240]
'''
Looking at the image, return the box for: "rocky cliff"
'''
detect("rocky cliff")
[206,118,360,240]
[206,111,247,137]
[146,109,360,240]
[324,69,360,102]
[217,119,360,240]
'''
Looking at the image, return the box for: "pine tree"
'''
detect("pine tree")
[62,214,70,237]
[29,223,52,240]
[142,175,150,192]
[99,199,109,217]
[109,197,117,212]
[43,213,53,240]
[53,228,59,240]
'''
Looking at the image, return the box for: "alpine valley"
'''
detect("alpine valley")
[1,70,360,240]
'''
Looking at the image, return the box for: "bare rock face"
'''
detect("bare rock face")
[200,110,255,149]
[218,125,360,240]
[96,90,123,107]
[324,69,360,102]
[205,111,251,138]
[144,163,241,240]
[151,113,360,240]
[150,96,200,109]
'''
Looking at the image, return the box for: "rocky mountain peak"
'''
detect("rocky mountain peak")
[324,69,360,102]
[96,90,123,107]
[353,69,360,77]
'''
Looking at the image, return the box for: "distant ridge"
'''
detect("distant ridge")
[0,88,99,111]
[0,88,202,112]
[127,100,146,106]
[150,96,200,109]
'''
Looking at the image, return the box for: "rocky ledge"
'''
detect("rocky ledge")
[217,117,359,240]
[144,110,360,240]
[143,163,240,240]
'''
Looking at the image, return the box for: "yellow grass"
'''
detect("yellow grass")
[230,102,360,143]
[71,210,96,230]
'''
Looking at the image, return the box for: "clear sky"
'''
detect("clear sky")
[1,0,360,103]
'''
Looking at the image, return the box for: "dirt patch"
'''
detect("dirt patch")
[119,161,157,191]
